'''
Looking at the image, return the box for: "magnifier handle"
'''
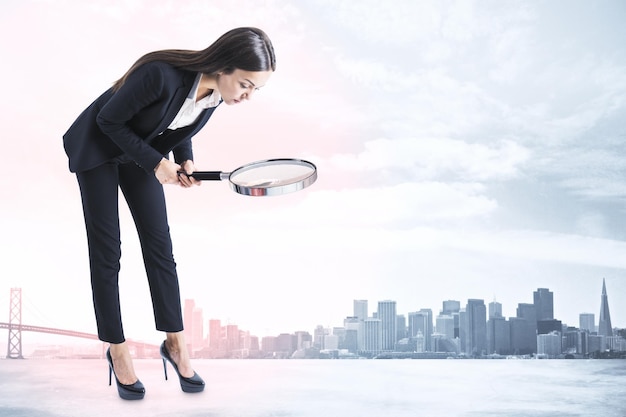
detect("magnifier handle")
[186,171,224,181]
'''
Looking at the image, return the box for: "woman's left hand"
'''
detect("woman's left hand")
[179,160,201,188]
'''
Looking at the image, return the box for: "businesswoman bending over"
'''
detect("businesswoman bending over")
[63,27,275,400]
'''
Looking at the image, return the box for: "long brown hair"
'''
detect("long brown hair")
[112,27,276,92]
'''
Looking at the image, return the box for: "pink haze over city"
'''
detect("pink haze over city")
[1,0,625,350]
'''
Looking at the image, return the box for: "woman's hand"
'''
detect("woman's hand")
[154,158,182,185]
[179,160,201,188]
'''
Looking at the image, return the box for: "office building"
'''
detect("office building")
[537,319,562,335]
[353,300,368,321]
[344,317,361,352]
[225,324,240,352]
[579,313,595,333]
[442,300,461,338]
[275,333,296,356]
[377,300,397,351]
[208,319,222,350]
[509,317,534,355]
[436,314,455,340]
[563,328,588,355]
[489,300,502,319]
[324,334,339,350]
[588,335,603,353]
[313,325,328,350]
[533,288,554,320]
[442,300,461,314]
[487,316,510,355]
[397,314,407,341]
[295,331,313,350]
[408,309,433,352]
[464,299,487,356]
[364,318,382,353]
[537,331,561,358]
[516,303,538,353]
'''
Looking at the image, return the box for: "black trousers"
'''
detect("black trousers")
[76,159,183,343]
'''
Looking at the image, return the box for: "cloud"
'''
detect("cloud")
[329,137,530,183]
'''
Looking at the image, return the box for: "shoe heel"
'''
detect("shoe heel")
[108,364,112,386]
[162,358,168,381]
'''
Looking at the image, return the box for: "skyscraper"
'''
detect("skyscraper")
[397,314,407,341]
[442,300,461,338]
[363,318,382,353]
[579,313,595,333]
[516,302,538,353]
[464,299,487,356]
[208,319,222,350]
[377,300,397,351]
[489,300,502,319]
[533,288,554,321]
[598,279,613,340]
[408,309,433,351]
[436,314,455,340]
[442,300,461,315]
[487,316,510,355]
[353,300,368,321]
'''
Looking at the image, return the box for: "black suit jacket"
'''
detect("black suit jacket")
[63,62,219,173]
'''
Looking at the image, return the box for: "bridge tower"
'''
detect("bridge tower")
[7,287,23,359]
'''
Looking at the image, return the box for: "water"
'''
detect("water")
[0,359,624,417]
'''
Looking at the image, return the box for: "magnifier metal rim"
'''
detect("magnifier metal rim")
[227,158,317,196]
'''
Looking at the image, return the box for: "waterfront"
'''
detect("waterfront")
[0,358,624,417]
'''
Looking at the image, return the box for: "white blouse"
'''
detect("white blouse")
[167,73,221,130]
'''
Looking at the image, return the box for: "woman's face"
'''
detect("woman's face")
[216,69,273,105]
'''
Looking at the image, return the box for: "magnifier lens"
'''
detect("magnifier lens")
[230,161,315,188]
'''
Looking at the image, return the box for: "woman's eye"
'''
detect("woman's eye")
[240,83,249,89]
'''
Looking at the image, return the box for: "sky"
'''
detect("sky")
[0,0,625,349]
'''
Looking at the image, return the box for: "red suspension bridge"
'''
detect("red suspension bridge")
[1,288,156,358]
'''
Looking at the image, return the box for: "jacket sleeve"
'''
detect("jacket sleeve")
[172,138,193,164]
[95,63,169,172]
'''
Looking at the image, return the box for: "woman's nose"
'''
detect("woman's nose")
[243,89,256,101]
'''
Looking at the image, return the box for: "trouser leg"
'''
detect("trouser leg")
[76,163,125,343]
[118,162,184,333]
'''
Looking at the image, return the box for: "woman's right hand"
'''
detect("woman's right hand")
[154,158,182,185]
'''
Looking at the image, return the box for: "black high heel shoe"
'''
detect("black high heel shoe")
[106,348,145,400]
[160,341,205,393]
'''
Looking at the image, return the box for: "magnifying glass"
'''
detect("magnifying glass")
[182,158,317,196]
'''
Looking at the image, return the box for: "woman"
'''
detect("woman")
[63,27,275,400]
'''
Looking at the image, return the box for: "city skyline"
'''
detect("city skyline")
[177,279,619,352]
[1,274,620,339]
[2,278,622,359]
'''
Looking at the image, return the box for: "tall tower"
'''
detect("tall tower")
[489,299,502,319]
[377,300,397,351]
[516,303,538,353]
[353,300,368,351]
[598,279,613,338]
[533,288,554,320]
[464,299,487,356]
